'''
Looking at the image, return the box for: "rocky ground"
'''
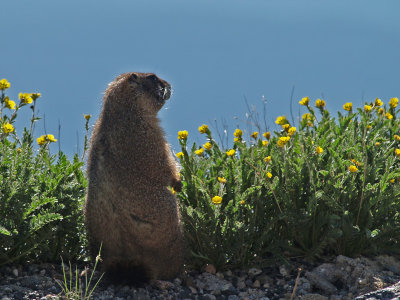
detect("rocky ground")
[0,255,400,300]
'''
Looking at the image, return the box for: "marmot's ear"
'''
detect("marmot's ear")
[129,73,138,83]
[147,74,158,82]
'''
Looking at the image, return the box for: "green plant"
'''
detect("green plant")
[177,96,400,270]
[0,78,88,265]
[57,245,104,300]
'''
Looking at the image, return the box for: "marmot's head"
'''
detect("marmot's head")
[104,72,171,114]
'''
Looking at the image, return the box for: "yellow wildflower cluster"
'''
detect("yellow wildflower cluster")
[349,165,359,173]
[233,129,243,138]
[178,130,188,140]
[277,136,290,148]
[316,146,323,154]
[0,79,11,90]
[299,96,309,106]
[266,172,273,178]
[226,149,236,156]
[275,115,287,125]
[212,196,222,205]
[250,131,258,139]
[176,152,184,159]
[364,105,372,112]
[351,159,362,167]
[315,99,326,108]
[4,97,16,110]
[264,156,271,163]
[389,97,399,108]
[343,102,352,111]
[198,124,209,134]
[375,98,383,106]
[19,93,34,104]
[37,134,57,145]
[195,148,204,156]
[84,114,91,120]
[218,177,227,184]
[263,132,271,139]
[262,140,268,146]
[2,122,14,134]
[395,149,400,157]
[288,127,296,136]
[386,112,393,120]
[394,135,400,141]
[203,142,212,151]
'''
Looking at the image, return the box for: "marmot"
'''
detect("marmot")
[84,72,185,282]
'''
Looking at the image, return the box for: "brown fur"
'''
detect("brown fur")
[84,72,184,281]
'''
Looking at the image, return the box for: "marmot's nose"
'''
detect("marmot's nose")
[162,84,171,101]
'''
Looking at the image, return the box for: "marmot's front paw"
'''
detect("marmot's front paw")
[172,180,183,193]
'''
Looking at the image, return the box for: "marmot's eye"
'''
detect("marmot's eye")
[129,73,138,82]
[147,74,158,82]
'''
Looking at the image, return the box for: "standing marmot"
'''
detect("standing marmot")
[84,72,184,282]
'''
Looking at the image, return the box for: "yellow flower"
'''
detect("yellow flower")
[170,187,176,195]
[288,127,296,136]
[263,132,271,140]
[31,93,41,100]
[264,156,271,163]
[386,112,393,120]
[378,108,384,115]
[240,200,245,205]
[198,124,209,134]
[4,97,16,109]
[395,149,400,157]
[16,148,22,153]
[84,114,91,120]
[375,142,380,147]
[37,134,57,145]
[316,146,323,154]
[389,97,399,108]
[178,130,188,140]
[195,148,204,156]
[19,93,33,104]
[212,196,222,205]
[218,177,227,184]
[262,140,268,146]
[275,115,287,125]
[375,98,383,106]
[234,137,240,142]
[351,159,362,167]
[266,172,272,178]
[203,142,212,151]
[277,136,290,148]
[390,178,396,184]
[226,149,236,156]
[233,128,243,138]
[250,131,258,139]
[46,134,57,142]
[364,105,372,112]
[394,135,400,141]
[176,152,184,159]
[302,113,312,121]
[299,96,309,106]
[37,135,47,145]
[282,124,290,132]
[0,79,11,90]
[343,102,353,111]
[366,125,372,130]
[315,99,326,108]
[2,122,14,133]
[349,165,359,173]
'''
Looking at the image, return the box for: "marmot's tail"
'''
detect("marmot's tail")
[103,263,150,286]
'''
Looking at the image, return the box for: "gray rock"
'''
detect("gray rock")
[301,294,329,300]
[305,271,337,294]
[248,268,262,277]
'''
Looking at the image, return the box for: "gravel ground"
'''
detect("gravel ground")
[1,255,399,300]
